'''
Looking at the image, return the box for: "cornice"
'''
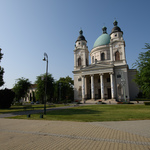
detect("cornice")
[90,45,109,54]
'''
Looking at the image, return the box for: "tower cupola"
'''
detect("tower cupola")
[75,30,87,48]
[110,20,123,40]
[76,30,87,42]
[110,20,123,35]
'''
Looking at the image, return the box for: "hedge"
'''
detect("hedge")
[144,102,150,105]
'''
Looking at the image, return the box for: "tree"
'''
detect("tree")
[0,48,4,87]
[13,77,31,101]
[0,88,15,108]
[35,73,54,103]
[133,43,150,98]
[54,76,74,103]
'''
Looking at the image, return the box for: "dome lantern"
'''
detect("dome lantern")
[102,26,107,34]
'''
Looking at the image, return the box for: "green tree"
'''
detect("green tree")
[35,73,54,103]
[0,48,4,87]
[0,88,15,108]
[133,43,150,98]
[54,76,74,103]
[13,77,31,101]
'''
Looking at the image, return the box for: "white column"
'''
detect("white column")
[82,76,85,101]
[110,72,115,99]
[100,74,104,99]
[85,76,87,99]
[91,75,95,100]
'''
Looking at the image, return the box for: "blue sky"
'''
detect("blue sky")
[0,0,150,89]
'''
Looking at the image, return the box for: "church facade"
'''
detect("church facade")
[73,20,139,102]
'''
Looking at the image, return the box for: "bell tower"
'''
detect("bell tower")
[74,30,89,70]
[110,20,126,64]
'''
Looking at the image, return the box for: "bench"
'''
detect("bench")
[23,105,34,110]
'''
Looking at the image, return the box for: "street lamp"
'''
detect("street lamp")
[43,53,48,115]
[59,82,61,103]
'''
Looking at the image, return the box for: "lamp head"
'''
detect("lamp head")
[43,57,46,61]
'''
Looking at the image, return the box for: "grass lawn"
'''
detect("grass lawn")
[0,104,68,114]
[10,104,150,122]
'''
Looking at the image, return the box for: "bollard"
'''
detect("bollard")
[40,114,43,118]
[27,114,31,118]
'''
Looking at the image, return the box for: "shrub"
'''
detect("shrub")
[117,102,123,104]
[0,88,15,108]
[14,102,23,106]
[102,102,106,104]
[117,102,134,104]
[144,102,150,105]
[134,98,150,101]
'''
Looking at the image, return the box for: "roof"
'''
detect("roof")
[110,20,123,35]
[93,26,110,48]
[76,30,87,42]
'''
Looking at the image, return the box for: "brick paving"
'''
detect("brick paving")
[0,118,150,150]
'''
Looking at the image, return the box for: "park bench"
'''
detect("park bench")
[23,105,34,110]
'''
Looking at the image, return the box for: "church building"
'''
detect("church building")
[73,20,139,102]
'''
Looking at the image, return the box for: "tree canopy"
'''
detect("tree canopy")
[0,48,4,87]
[54,76,74,103]
[13,77,31,101]
[35,73,54,103]
[0,88,15,108]
[133,43,150,98]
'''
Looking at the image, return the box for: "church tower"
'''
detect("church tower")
[74,30,89,70]
[110,20,126,64]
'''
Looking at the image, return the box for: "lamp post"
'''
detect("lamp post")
[43,53,48,115]
[59,82,61,103]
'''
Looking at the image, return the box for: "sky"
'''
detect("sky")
[0,0,150,89]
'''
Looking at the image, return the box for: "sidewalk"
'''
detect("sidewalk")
[0,119,150,150]
[0,103,95,118]
[0,105,76,118]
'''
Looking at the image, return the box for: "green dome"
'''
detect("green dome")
[93,26,110,48]
[93,33,110,48]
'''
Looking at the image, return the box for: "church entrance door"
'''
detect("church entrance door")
[107,88,111,99]
[98,89,101,99]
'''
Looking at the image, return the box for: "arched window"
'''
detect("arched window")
[101,53,105,61]
[78,57,81,66]
[115,51,120,61]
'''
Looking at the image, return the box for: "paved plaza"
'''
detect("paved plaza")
[0,118,150,150]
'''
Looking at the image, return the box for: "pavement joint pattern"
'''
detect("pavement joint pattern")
[0,119,150,149]
[1,128,150,146]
